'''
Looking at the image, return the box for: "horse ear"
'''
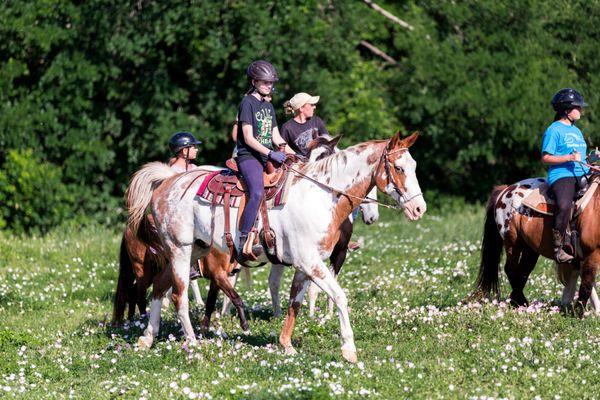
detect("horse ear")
[329,134,342,148]
[400,131,420,148]
[387,130,402,149]
[312,128,319,140]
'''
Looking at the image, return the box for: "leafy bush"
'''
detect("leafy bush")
[0,149,74,233]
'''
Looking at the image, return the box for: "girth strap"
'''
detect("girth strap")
[223,183,235,262]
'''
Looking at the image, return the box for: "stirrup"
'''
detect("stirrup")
[554,248,574,263]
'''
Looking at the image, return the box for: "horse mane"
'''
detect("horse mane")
[300,140,386,179]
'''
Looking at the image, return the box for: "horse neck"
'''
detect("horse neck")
[300,141,385,195]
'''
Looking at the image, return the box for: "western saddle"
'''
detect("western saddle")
[199,154,295,266]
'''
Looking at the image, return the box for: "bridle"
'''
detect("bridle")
[288,141,422,209]
[376,143,424,206]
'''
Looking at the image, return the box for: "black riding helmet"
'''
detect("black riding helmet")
[168,132,201,155]
[246,60,279,83]
[551,88,588,113]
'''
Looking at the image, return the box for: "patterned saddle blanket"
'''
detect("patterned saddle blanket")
[521,175,599,216]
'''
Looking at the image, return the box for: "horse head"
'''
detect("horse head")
[306,132,342,162]
[360,187,379,225]
[374,131,426,221]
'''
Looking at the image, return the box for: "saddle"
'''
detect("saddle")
[521,174,599,217]
[196,155,295,264]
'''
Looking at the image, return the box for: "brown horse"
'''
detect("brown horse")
[112,203,250,332]
[474,177,600,314]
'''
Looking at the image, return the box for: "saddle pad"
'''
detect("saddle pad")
[522,177,599,216]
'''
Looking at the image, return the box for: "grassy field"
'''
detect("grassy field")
[1,205,599,399]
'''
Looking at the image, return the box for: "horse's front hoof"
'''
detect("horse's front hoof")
[283,346,297,356]
[342,349,358,363]
[137,336,153,350]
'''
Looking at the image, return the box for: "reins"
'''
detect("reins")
[287,144,421,210]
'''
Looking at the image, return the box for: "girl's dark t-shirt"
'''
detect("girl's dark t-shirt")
[236,95,277,163]
[280,116,329,157]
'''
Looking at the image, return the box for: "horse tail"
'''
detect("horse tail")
[125,162,175,236]
[113,234,135,324]
[474,185,506,299]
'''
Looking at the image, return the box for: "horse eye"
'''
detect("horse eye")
[394,165,404,173]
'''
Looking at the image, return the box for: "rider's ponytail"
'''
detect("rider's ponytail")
[284,100,294,115]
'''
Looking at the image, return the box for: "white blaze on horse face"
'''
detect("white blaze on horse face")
[389,151,426,221]
[360,186,379,225]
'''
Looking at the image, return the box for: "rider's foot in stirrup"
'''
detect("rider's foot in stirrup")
[554,247,574,263]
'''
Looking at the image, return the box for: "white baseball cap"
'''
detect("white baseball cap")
[289,92,320,111]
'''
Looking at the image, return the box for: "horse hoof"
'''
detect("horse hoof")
[241,322,250,332]
[342,349,357,363]
[137,336,153,350]
[283,346,297,356]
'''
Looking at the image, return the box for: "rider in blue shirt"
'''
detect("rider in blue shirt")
[541,88,589,263]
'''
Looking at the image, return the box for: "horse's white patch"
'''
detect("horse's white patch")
[495,178,546,239]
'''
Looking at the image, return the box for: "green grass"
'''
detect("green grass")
[1,206,599,399]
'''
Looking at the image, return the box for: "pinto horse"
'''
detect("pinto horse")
[219,135,380,319]
[474,178,600,314]
[126,131,426,363]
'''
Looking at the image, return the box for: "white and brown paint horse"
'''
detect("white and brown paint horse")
[265,134,380,319]
[126,131,426,363]
[475,178,600,314]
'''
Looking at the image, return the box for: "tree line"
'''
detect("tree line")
[1,0,598,232]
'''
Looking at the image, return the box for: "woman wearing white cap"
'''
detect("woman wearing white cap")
[281,92,329,157]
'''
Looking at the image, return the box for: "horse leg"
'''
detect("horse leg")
[307,282,320,318]
[220,273,238,317]
[269,264,285,318]
[190,279,204,307]
[213,273,249,332]
[137,266,171,349]
[504,243,538,307]
[302,262,357,363]
[590,284,600,315]
[560,264,579,308]
[576,251,600,316]
[279,270,311,356]
[170,245,197,344]
[201,280,220,332]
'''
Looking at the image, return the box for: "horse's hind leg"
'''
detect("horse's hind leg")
[190,279,204,307]
[279,270,311,355]
[170,245,197,344]
[220,273,238,317]
[137,266,171,349]
[505,243,538,307]
[576,251,600,316]
[213,274,249,332]
[201,281,220,332]
[559,264,579,308]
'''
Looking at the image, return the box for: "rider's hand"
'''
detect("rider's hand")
[268,150,287,164]
[571,151,582,162]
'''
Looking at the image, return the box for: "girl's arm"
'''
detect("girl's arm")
[541,151,581,165]
[272,126,295,154]
[242,123,272,156]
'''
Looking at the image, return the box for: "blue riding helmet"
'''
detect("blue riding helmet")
[168,132,202,155]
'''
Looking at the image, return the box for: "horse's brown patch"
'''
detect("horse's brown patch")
[500,202,506,209]
[311,266,326,280]
[506,192,512,198]
[517,192,524,197]
[520,184,532,189]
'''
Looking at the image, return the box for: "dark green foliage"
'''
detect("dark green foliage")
[0,0,599,231]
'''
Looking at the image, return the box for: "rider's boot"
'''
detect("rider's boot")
[553,229,574,263]
[234,234,249,267]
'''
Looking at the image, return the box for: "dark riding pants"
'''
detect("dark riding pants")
[551,177,578,235]
[237,157,265,236]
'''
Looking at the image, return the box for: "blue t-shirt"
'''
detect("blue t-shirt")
[541,121,589,185]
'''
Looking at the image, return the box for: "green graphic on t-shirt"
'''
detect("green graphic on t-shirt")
[255,108,273,149]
